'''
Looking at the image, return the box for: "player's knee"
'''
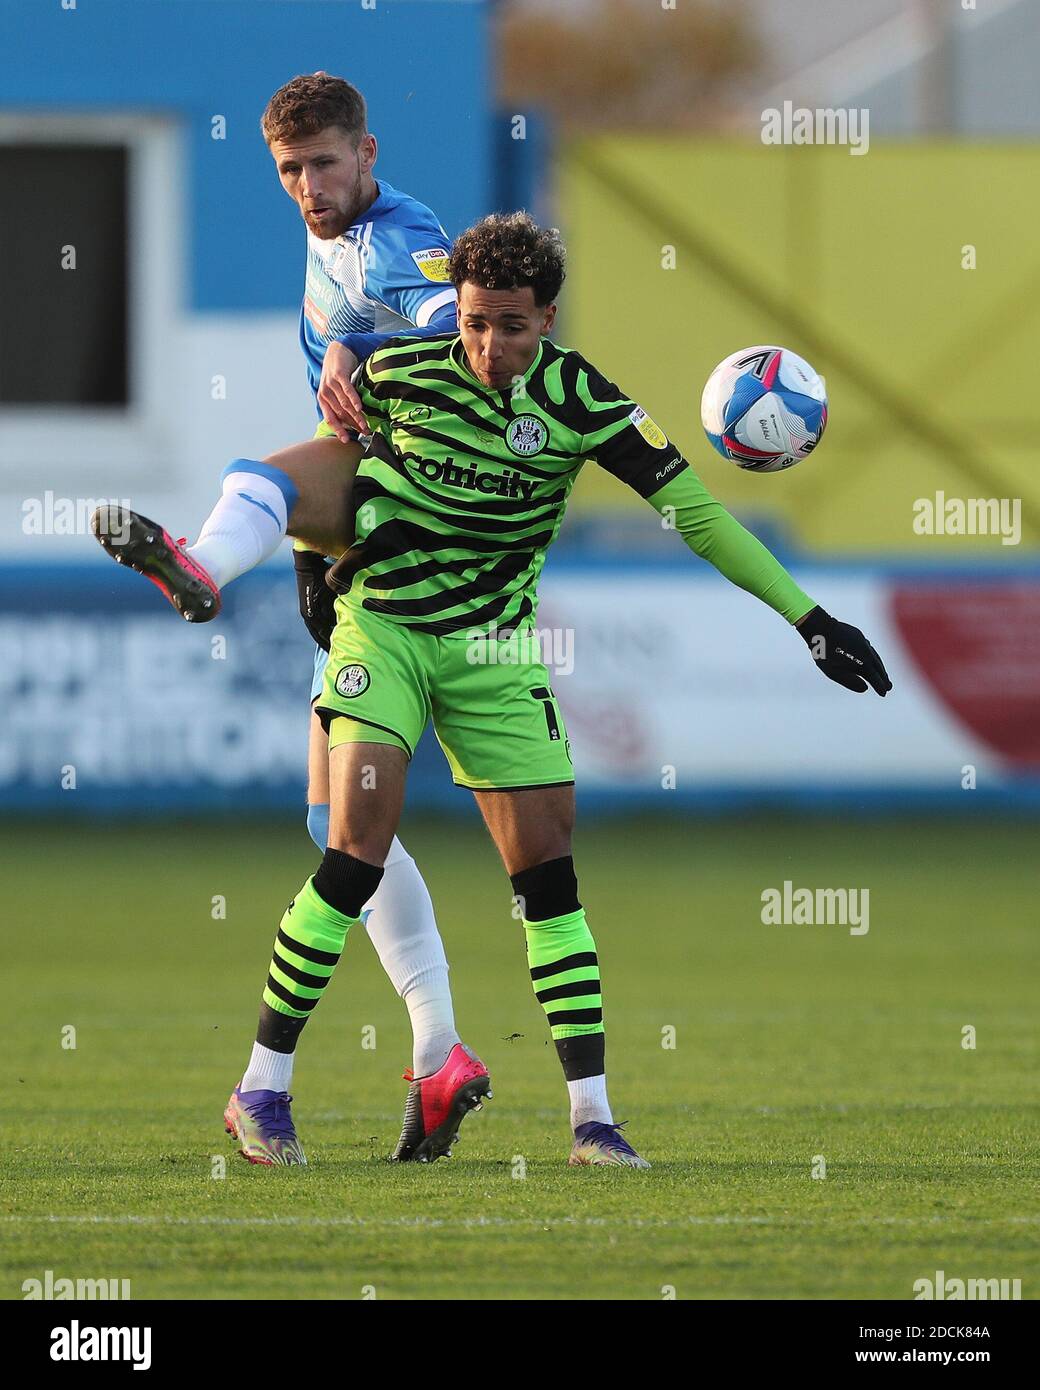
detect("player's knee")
[327,821,395,865]
[510,855,581,923]
[312,848,384,920]
[306,802,330,854]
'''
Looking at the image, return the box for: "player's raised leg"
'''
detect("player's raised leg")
[474,786,649,1169]
[90,436,361,622]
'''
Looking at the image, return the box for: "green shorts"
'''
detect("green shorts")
[315,600,574,790]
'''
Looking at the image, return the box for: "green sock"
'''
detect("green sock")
[262,877,357,1020]
[524,908,605,1077]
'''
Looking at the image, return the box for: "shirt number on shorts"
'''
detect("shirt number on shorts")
[530,686,560,742]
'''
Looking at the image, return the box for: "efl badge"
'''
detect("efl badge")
[411,248,451,283]
[628,405,668,449]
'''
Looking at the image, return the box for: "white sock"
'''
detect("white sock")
[364,835,459,1077]
[241,1042,294,1094]
[568,1074,612,1129]
[186,464,292,590]
[402,973,459,1077]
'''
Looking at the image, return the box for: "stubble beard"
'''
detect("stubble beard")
[303,166,364,241]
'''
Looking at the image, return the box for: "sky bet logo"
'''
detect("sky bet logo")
[415,457,537,501]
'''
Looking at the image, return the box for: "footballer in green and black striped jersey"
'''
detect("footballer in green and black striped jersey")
[330,330,702,636]
[316,318,820,788]
[304,210,890,1170]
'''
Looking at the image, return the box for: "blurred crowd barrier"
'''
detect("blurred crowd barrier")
[3,559,1037,814]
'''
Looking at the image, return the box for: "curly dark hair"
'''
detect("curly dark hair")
[261,73,367,146]
[449,212,566,306]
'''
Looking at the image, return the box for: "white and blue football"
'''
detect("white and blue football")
[700,345,827,472]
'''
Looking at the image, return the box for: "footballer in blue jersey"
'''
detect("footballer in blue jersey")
[298,176,458,398]
[92,74,487,1166]
[292,174,460,703]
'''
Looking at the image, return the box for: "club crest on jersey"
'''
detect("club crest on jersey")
[506,414,549,457]
[411,248,451,283]
[628,406,668,449]
[335,664,370,698]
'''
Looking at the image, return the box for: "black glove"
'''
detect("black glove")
[798,606,892,696]
[293,548,337,652]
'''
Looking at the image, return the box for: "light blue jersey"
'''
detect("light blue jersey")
[300,177,458,401]
[304,178,458,700]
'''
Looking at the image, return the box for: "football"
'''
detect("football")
[700,345,827,472]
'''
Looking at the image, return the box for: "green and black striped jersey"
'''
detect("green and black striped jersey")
[339,331,692,635]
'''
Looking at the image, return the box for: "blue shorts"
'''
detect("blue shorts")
[310,643,328,703]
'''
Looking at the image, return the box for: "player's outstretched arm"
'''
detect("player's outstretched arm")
[648,468,892,696]
[576,355,890,697]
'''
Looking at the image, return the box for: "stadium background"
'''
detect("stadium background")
[2,0,1038,1303]
[1,0,1038,812]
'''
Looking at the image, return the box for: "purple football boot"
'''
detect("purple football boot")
[568,1120,650,1169]
[224,1087,307,1166]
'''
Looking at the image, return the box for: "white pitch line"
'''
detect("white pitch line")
[2,1214,1037,1231]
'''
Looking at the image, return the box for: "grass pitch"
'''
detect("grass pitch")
[2,814,1037,1300]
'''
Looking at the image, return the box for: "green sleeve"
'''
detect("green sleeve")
[648,467,815,624]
